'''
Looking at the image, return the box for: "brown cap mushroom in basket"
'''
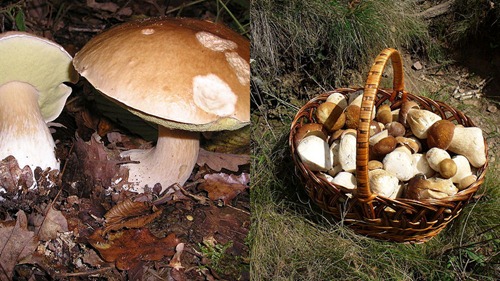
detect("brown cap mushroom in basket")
[73,18,250,193]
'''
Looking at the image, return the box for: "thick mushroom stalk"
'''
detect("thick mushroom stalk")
[0,81,58,170]
[121,126,199,192]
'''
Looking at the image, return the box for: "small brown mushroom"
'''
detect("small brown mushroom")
[386,121,406,137]
[376,104,393,124]
[372,136,397,157]
[438,158,457,179]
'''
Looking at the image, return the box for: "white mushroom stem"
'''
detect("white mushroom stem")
[121,125,199,193]
[297,134,333,171]
[448,126,486,168]
[0,81,59,171]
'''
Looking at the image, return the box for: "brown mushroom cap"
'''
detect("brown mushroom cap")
[316,102,345,131]
[376,104,392,124]
[427,120,455,149]
[73,17,249,132]
[439,158,457,179]
[344,104,361,129]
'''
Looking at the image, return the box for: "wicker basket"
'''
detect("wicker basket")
[289,48,489,243]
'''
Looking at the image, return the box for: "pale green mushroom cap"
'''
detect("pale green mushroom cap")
[0,31,78,122]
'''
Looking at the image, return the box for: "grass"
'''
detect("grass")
[432,0,500,48]
[251,119,500,280]
[251,0,431,89]
[250,1,500,280]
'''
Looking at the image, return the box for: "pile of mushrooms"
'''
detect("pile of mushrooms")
[295,91,487,200]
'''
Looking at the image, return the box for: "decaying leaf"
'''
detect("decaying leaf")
[88,228,179,270]
[103,197,162,233]
[0,156,34,193]
[196,148,249,172]
[199,173,249,205]
[0,210,38,280]
[74,132,127,188]
[30,205,69,241]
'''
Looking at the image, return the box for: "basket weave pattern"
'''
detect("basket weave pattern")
[289,49,488,242]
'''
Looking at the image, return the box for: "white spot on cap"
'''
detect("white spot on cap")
[141,28,155,35]
[225,52,250,86]
[193,74,237,116]
[195,31,237,52]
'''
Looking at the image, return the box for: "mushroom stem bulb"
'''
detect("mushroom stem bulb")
[0,81,59,171]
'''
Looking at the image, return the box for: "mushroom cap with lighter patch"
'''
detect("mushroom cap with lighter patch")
[73,17,250,131]
[0,31,78,122]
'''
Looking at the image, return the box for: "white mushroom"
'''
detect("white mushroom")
[450,155,477,190]
[383,149,415,181]
[412,153,435,178]
[0,32,77,175]
[297,135,333,171]
[425,147,451,172]
[369,169,400,198]
[447,126,486,168]
[329,171,357,190]
[330,140,340,166]
[339,129,357,172]
[406,108,442,138]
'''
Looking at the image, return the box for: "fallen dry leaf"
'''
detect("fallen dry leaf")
[199,173,249,205]
[0,156,34,193]
[74,132,126,188]
[103,198,162,233]
[88,228,179,270]
[30,205,69,241]
[197,148,249,172]
[0,210,39,280]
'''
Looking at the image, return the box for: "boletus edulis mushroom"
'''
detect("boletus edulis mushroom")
[73,18,249,193]
[0,32,77,176]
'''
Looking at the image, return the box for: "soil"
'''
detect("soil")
[0,1,250,280]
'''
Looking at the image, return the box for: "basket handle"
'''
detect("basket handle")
[355,48,405,206]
